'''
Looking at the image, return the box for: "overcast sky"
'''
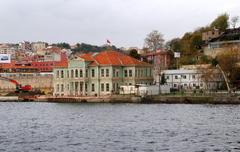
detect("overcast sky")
[0,0,239,48]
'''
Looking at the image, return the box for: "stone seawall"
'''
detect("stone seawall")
[145,95,240,104]
[37,95,240,104]
[2,95,240,104]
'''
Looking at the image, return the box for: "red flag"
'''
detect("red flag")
[107,39,111,44]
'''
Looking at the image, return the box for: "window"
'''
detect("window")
[71,70,74,78]
[91,83,95,92]
[67,70,69,78]
[175,75,178,79]
[129,70,132,77]
[101,69,104,77]
[92,69,95,77]
[56,70,59,78]
[113,69,115,77]
[67,84,69,91]
[116,83,119,90]
[135,70,137,77]
[193,83,196,87]
[80,69,83,77]
[85,69,88,77]
[101,83,104,92]
[85,83,88,92]
[56,84,60,92]
[61,84,64,92]
[80,83,83,92]
[106,69,109,77]
[113,83,115,91]
[192,75,196,79]
[173,84,177,88]
[124,70,128,77]
[116,70,119,77]
[166,76,169,80]
[61,70,64,78]
[182,75,186,79]
[106,83,109,91]
[75,69,78,78]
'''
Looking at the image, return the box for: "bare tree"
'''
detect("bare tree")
[144,30,164,52]
[231,16,239,29]
[197,65,215,91]
[216,48,240,91]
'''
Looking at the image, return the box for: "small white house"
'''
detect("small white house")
[162,66,224,91]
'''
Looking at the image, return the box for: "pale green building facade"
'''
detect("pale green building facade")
[53,51,153,96]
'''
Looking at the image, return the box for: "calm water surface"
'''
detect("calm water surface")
[1,102,240,152]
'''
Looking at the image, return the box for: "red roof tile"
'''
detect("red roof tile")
[80,53,95,61]
[80,50,152,66]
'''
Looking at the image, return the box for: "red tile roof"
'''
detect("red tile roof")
[80,53,95,61]
[80,50,152,66]
[0,53,68,71]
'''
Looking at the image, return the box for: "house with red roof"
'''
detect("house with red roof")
[53,50,153,96]
[141,50,173,84]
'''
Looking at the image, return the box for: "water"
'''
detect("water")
[1,103,240,152]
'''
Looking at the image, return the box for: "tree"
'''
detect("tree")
[129,49,140,60]
[71,43,121,53]
[210,13,229,31]
[53,42,71,49]
[197,65,216,90]
[231,16,239,29]
[166,38,181,52]
[144,30,164,51]
[216,49,240,87]
[190,32,203,51]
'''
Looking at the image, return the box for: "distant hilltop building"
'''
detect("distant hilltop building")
[53,50,153,97]
[0,43,18,59]
[19,41,31,51]
[203,27,240,57]
[202,28,222,42]
[31,41,47,52]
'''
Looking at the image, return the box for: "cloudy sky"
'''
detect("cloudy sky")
[0,0,239,48]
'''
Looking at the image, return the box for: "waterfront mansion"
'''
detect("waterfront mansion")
[53,50,153,96]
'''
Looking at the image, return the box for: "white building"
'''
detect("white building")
[162,68,224,91]
[119,84,170,96]
[31,42,47,52]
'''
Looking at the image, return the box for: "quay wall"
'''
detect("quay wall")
[2,94,240,104]
[37,95,240,104]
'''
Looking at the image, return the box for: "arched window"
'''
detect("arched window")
[61,70,64,78]
[71,70,74,78]
[80,69,83,77]
[75,69,78,78]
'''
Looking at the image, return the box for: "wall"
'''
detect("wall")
[0,75,53,92]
